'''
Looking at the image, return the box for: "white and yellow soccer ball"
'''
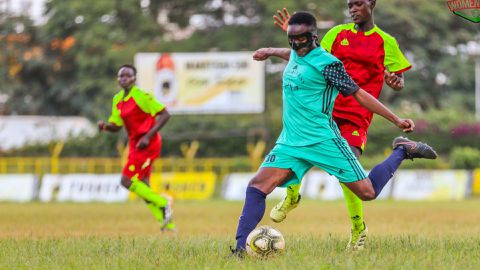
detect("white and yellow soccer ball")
[245,225,285,258]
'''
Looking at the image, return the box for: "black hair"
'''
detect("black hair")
[288,11,317,30]
[119,64,137,75]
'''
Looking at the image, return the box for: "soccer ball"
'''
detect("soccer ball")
[245,225,285,258]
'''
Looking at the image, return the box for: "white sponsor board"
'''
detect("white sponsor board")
[392,170,469,200]
[134,52,265,114]
[39,174,129,202]
[222,170,394,201]
[303,170,392,200]
[0,174,37,202]
[301,171,344,200]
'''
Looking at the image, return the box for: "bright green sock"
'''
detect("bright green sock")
[287,183,301,201]
[146,202,164,224]
[128,177,168,207]
[340,183,364,231]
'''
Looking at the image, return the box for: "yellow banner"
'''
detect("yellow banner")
[472,169,480,196]
[147,172,216,200]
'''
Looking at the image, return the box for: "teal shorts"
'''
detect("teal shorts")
[260,138,367,187]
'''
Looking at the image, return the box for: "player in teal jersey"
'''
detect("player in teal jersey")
[230,11,436,257]
[257,1,414,251]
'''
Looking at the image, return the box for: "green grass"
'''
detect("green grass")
[1,200,480,269]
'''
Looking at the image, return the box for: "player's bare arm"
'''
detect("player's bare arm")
[384,70,404,91]
[137,109,171,149]
[352,89,414,132]
[253,48,291,61]
[98,120,121,133]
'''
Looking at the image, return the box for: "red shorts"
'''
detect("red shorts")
[122,135,162,180]
[334,118,368,152]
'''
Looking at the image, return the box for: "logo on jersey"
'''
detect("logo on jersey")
[128,164,135,172]
[447,0,480,23]
[352,130,360,136]
[340,38,349,46]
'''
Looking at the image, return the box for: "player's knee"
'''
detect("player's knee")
[248,176,273,194]
[120,176,132,189]
[357,189,376,201]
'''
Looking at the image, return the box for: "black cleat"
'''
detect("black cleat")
[227,246,245,259]
[392,136,438,160]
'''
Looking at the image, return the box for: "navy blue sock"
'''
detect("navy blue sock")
[235,186,266,250]
[369,147,406,198]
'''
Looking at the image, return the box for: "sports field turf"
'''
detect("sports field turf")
[1,199,479,269]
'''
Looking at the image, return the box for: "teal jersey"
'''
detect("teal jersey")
[277,47,360,146]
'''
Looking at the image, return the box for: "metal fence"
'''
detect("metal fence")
[0,157,260,176]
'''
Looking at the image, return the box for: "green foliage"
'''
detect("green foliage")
[366,108,480,156]
[450,147,480,169]
[0,1,478,163]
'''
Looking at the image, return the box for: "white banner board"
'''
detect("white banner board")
[0,174,37,202]
[222,173,287,201]
[392,170,469,200]
[222,170,393,201]
[134,52,265,114]
[39,174,129,203]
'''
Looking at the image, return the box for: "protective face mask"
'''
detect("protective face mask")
[288,32,315,51]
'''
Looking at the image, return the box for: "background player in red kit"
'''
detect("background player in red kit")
[253,0,411,250]
[98,64,175,231]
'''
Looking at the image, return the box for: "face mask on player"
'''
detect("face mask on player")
[288,32,316,51]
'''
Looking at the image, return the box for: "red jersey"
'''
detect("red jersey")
[321,23,411,129]
[108,85,165,143]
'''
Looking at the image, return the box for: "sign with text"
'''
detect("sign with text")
[134,52,265,114]
[149,172,216,200]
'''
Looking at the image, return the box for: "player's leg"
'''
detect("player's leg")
[142,176,175,231]
[120,149,172,228]
[339,124,368,250]
[342,143,365,227]
[233,167,293,254]
[343,136,438,200]
[341,143,368,251]
[233,144,311,255]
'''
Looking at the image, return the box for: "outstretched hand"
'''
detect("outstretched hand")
[395,118,415,133]
[384,70,404,90]
[273,8,290,32]
[97,120,106,132]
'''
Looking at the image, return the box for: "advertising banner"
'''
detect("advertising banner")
[39,174,128,202]
[392,170,469,200]
[134,52,265,114]
[149,172,216,200]
[222,173,287,201]
[0,174,37,202]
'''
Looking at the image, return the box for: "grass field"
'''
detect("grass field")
[1,199,480,269]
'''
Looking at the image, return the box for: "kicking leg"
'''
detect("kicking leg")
[234,167,293,252]
[344,137,437,200]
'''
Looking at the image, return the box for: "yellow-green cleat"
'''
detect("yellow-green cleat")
[269,186,301,223]
[346,222,368,251]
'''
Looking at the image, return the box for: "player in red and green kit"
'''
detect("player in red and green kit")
[254,0,412,250]
[98,64,175,231]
